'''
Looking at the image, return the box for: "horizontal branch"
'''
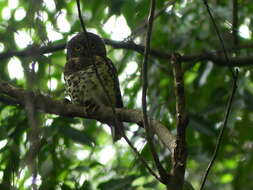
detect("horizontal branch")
[0,39,253,67]
[0,78,176,152]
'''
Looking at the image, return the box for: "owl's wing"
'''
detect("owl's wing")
[104,57,124,108]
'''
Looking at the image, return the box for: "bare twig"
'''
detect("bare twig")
[76,0,123,137]
[199,70,238,190]
[122,133,161,182]
[126,1,176,40]
[202,0,235,78]
[76,0,117,112]
[76,0,91,52]
[199,1,239,189]
[141,0,170,183]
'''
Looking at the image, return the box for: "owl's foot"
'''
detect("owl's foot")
[84,100,100,113]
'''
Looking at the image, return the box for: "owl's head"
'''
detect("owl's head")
[66,32,106,59]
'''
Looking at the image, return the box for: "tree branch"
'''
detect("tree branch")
[170,54,188,190]
[202,0,234,77]
[0,78,176,159]
[1,40,253,67]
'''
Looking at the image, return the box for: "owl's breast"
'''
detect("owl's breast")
[64,63,116,106]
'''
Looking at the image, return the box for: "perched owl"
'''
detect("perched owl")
[64,32,124,142]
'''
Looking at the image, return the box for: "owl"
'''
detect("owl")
[64,32,124,142]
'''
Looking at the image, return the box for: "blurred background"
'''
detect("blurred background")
[0,0,253,189]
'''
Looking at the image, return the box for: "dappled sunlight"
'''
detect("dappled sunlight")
[0,0,253,189]
[44,0,56,12]
[7,57,24,79]
[24,174,42,188]
[35,11,48,21]
[103,15,131,41]
[76,149,90,160]
[0,43,4,52]
[239,18,251,39]
[46,23,63,41]
[14,7,26,21]
[0,139,7,150]
[14,30,33,49]
[57,10,71,33]
[47,78,58,91]
[29,62,39,72]
[8,0,18,9]
[2,7,11,20]
[239,24,251,39]
[98,145,115,165]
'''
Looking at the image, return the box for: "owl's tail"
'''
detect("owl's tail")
[109,121,124,142]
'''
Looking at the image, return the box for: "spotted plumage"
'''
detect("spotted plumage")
[64,32,124,141]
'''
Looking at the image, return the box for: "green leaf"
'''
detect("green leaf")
[59,124,95,147]
[98,175,138,190]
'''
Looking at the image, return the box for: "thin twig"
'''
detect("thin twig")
[200,1,239,189]
[202,0,235,78]
[122,133,162,182]
[199,70,238,190]
[76,0,91,52]
[126,1,176,41]
[142,0,169,183]
[76,0,121,133]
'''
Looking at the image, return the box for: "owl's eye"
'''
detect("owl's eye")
[74,46,82,51]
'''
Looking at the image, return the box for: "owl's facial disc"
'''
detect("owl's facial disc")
[67,32,106,58]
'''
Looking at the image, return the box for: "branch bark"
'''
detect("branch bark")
[170,54,188,190]
[0,78,176,153]
[1,40,253,67]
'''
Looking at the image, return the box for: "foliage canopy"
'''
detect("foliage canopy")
[0,0,253,190]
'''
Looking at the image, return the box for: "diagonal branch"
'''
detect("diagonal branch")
[202,0,234,77]
[199,70,238,190]
[0,78,176,152]
[199,1,239,189]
